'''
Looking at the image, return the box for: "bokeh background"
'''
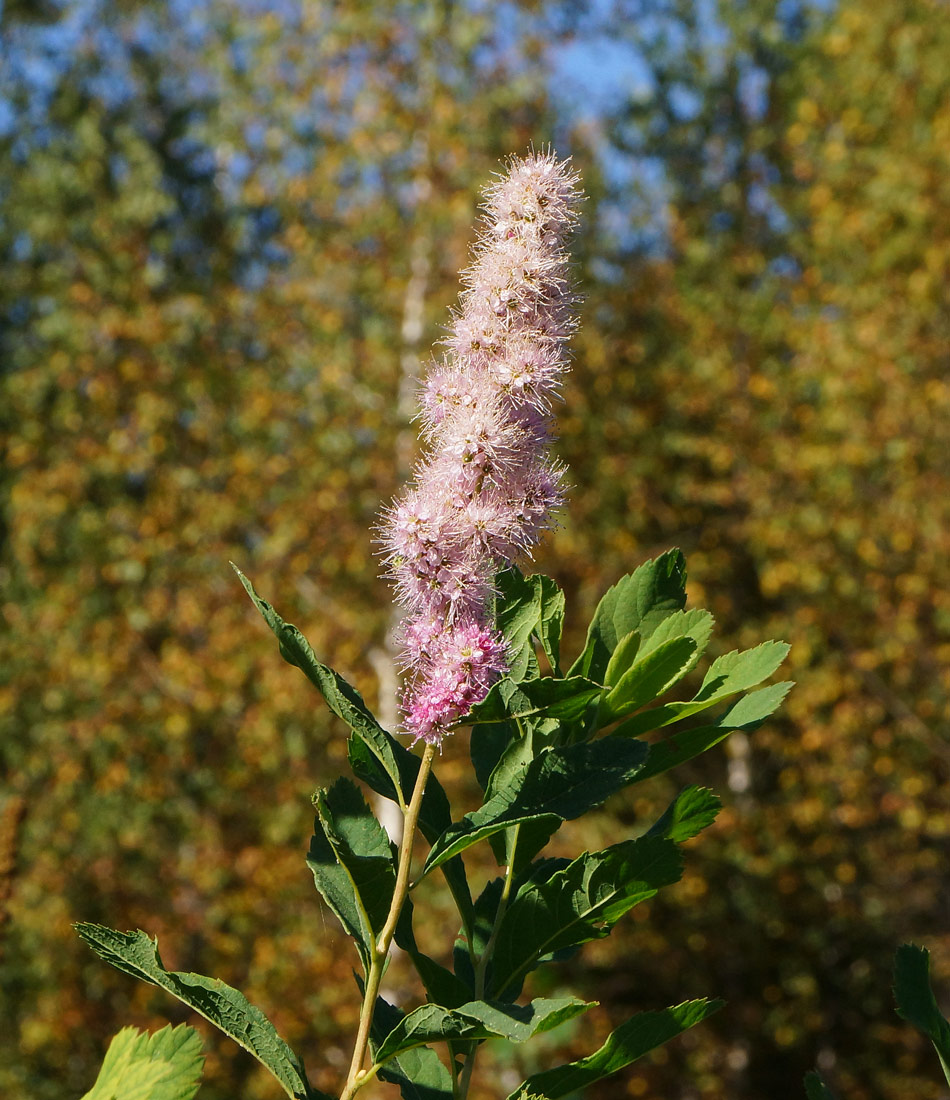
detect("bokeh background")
[2,0,949,1097]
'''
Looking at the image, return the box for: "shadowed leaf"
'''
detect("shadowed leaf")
[505,999,724,1098]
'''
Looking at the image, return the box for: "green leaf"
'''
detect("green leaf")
[484,732,534,804]
[453,878,504,992]
[375,997,590,1064]
[620,641,790,736]
[75,925,317,1100]
[423,739,649,877]
[466,676,603,726]
[894,943,950,1085]
[389,896,474,1009]
[307,819,372,969]
[495,570,567,680]
[369,996,455,1100]
[470,721,518,792]
[407,944,475,1010]
[603,631,641,689]
[625,682,794,783]
[693,640,791,704]
[307,778,395,971]
[505,998,724,1099]
[496,568,543,682]
[536,574,566,673]
[647,786,722,843]
[803,1070,839,1100]
[482,722,569,868]
[600,637,698,724]
[81,1025,204,1100]
[638,608,714,666]
[603,610,712,694]
[489,836,682,998]
[234,565,405,808]
[347,733,448,840]
[568,550,687,683]
[483,736,544,866]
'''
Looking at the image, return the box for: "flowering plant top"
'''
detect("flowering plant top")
[78,151,793,1100]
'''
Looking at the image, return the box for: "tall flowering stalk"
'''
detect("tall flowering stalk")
[81,149,792,1100]
[380,151,581,744]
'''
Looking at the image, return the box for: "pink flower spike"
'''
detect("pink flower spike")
[378,151,581,744]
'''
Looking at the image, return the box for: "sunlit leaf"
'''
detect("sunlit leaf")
[80,1025,203,1100]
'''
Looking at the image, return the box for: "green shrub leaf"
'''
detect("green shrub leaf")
[894,943,950,1085]
[618,642,790,736]
[470,721,519,792]
[625,682,794,783]
[536,574,567,674]
[74,925,316,1100]
[466,676,604,725]
[495,570,566,680]
[638,608,714,665]
[375,998,591,1064]
[347,732,474,931]
[489,836,682,998]
[496,568,544,682]
[307,777,396,970]
[80,1025,203,1100]
[603,631,642,688]
[423,739,649,876]
[505,999,724,1099]
[647,786,722,843]
[568,550,688,683]
[369,996,455,1100]
[600,637,698,724]
[234,565,405,807]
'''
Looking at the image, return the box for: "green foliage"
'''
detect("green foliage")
[488,837,684,999]
[554,1,950,1092]
[615,641,791,737]
[80,549,785,1097]
[600,636,698,724]
[74,926,316,1100]
[422,739,650,875]
[11,0,947,1095]
[647,786,723,844]
[894,945,950,1086]
[235,566,407,809]
[374,997,590,1062]
[627,682,793,784]
[467,677,604,725]
[80,1025,204,1100]
[495,570,566,680]
[307,779,397,975]
[505,999,725,1099]
[1,6,563,1093]
[803,1071,838,1100]
[568,550,688,683]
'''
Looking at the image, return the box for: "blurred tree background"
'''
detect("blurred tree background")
[1,1,948,1098]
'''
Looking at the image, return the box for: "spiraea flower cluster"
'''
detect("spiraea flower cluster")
[380,151,581,744]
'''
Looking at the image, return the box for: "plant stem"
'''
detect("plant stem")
[456,821,521,1100]
[341,741,437,1100]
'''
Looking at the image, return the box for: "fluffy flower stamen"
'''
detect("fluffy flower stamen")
[378,151,581,744]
